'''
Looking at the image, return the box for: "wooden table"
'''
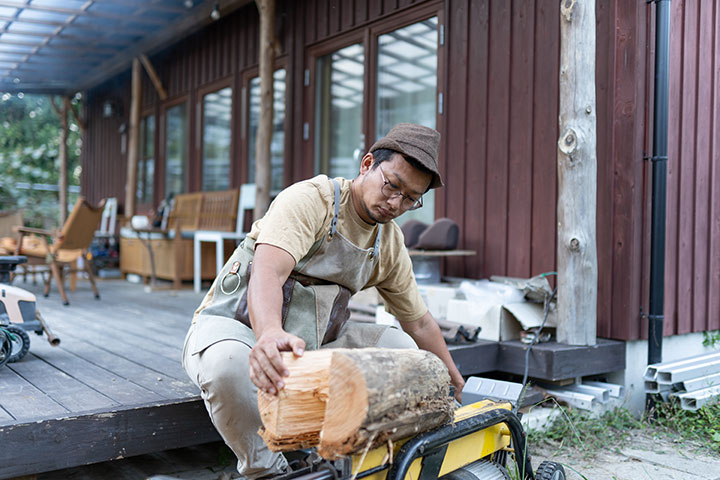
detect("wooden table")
[407,249,476,284]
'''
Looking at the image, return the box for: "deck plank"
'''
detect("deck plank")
[7,352,117,414]
[32,335,197,399]
[52,326,188,381]
[0,366,68,421]
[0,399,219,479]
[10,338,166,408]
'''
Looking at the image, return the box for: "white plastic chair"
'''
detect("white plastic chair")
[193,184,256,292]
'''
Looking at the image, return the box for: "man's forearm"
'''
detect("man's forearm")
[247,268,285,337]
[401,312,465,392]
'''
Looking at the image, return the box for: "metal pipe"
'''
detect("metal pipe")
[647,0,671,375]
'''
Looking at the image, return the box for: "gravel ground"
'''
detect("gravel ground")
[531,429,720,480]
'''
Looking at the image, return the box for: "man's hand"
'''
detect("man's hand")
[451,375,465,404]
[247,244,300,395]
[249,327,305,395]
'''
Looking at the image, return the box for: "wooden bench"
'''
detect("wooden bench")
[119,190,240,288]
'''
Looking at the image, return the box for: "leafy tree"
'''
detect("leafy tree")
[0,92,82,228]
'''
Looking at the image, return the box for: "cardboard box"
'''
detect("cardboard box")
[417,284,457,319]
[447,298,557,341]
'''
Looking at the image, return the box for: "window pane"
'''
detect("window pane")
[248,69,286,193]
[315,43,364,179]
[202,87,232,191]
[165,103,187,197]
[137,114,155,205]
[376,18,438,225]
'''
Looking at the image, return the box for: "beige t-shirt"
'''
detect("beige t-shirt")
[248,175,427,322]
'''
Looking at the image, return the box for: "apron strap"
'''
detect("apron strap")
[329,179,340,238]
[372,223,382,259]
[329,177,381,259]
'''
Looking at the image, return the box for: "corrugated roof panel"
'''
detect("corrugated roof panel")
[17,9,72,23]
[30,0,88,8]
[0,44,34,53]
[6,22,57,33]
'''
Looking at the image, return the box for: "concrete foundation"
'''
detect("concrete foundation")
[605,332,718,414]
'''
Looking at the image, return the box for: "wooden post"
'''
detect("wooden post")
[254,0,275,219]
[125,58,142,219]
[556,0,598,346]
[50,96,69,226]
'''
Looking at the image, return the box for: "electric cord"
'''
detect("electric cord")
[513,277,557,415]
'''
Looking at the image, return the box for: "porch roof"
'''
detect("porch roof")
[0,0,250,95]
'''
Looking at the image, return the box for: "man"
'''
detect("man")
[182,123,465,479]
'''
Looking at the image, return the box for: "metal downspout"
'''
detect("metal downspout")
[647,0,671,405]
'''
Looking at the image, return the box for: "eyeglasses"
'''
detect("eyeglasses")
[377,164,423,211]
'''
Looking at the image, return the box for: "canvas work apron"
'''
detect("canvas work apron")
[188,179,388,356]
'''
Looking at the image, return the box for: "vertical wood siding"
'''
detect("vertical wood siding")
[665,0,720,336]
[80,0,720,341]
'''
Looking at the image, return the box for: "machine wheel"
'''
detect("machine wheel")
[535,461,566,480]
[0,329,11,367]
[6,325,30,363]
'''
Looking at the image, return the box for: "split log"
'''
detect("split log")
[258,348,453,459]
[258,350,333,450]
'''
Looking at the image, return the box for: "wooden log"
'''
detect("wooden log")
[258,350,333,450]
[257,348,453,459]
[556,0,598,345]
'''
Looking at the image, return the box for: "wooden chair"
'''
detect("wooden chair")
[13,197,106,305]
[192,184,255,292]
[0,210,23,255]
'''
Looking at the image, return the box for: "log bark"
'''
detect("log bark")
[258,348,453,459]
[556,0,598,345]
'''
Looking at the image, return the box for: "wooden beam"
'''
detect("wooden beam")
[68,100,86,135]
[50,96,70,227]
[556,0,598,345]
[0,399,220,479]
[139,54,167,101]
[125,58,142,219]
[254,0,275,220]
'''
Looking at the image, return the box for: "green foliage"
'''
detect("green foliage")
[528,407,644,459]
[652,400,720,452]
[702,330,720,349]
[0,93,82,228]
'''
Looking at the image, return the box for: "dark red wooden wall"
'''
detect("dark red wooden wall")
[664,0,720,337]
[81,0,719,341]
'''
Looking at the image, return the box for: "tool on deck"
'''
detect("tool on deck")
[0,256,61,367]
[268,400,565,480]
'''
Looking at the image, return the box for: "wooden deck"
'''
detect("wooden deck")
[1,277,626,479]
[0,278,219,479]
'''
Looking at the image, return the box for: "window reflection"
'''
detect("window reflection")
[376,18,438,225]
[165,103,187,197]
[202,87,232,191]
[315,43,364,179]
[248,69,285,193]
[137,114,155,205]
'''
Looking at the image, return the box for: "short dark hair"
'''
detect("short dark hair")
[370,148,434,193]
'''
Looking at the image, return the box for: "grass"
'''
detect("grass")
[527,399,720,462]
[527,404,644,460]
[650,400,720,452]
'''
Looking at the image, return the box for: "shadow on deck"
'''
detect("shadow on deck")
[0,278,626,478]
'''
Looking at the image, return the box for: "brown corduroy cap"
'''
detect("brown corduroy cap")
[369,123,443,189]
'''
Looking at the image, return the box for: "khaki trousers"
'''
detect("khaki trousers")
[182,322,417,479]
